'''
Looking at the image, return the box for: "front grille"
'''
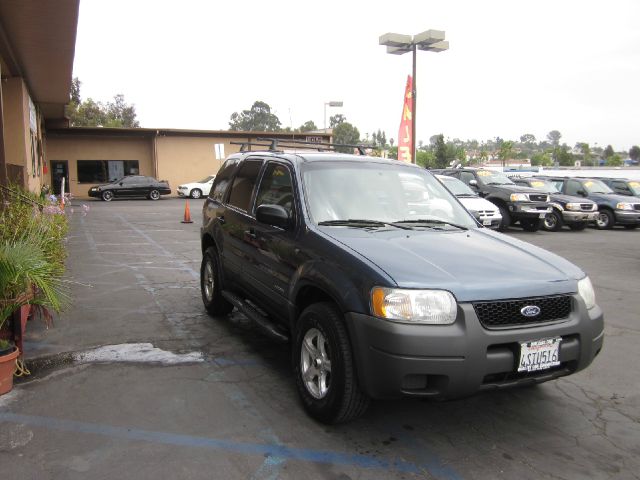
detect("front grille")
[473,295,572,328]
[634,204,640,211]
[529,194,548,202]
[580,203,595,211]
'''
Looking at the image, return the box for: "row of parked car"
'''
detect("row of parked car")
[433,168,640,232]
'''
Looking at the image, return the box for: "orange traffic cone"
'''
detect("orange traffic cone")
[181,200,194,224]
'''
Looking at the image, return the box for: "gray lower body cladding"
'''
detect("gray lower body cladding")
[346,295,604,399]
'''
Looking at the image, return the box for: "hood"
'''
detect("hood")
[588,192,640,204]
[318,226,583,302]
[489,184,542,193]
[550,193,596,205]
[457,196,499,212]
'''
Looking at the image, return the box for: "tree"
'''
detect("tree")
[298,120,317,132]
[607,154,622,166]
[578,142,592,166]
[67,77,140,128]
[629,145,640,162]
[329,114,346,128]
[603,145,614,159]
[333,122,360,153]
[556,144,574,166]
[229,101,282,132]
[520,133,536,144]
[547,130,562,147]
[498,141,514,167]
[531,152,552,166]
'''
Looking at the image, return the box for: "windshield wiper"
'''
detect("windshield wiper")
[317,219,412,230]
[485,182,510,186]
[394,219,468,230]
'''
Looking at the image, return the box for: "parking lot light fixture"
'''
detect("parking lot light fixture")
[324,101,344,130]
[379,30,449,164]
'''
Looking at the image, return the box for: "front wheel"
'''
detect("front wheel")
[149,189,161,201]
[543,210,563,231]
[520,218,542,232]
[595,209,614,230]
[190,188,202,199]
[497,204,511,232]
[293,302,369,424]
[200,247,233,316]
[101,190,114,202]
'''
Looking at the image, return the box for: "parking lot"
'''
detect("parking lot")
[1,197,639,479]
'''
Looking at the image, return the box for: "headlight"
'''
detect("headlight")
[510,193,529,202]
[371,287,457,324]
[577,276,596,310]
[565,203,582,210]
[616,202,634,211]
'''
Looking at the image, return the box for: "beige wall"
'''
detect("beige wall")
[45,136,153,198]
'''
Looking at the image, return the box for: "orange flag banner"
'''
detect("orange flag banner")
[397,75,413,163]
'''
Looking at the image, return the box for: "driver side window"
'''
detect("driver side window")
[255,163,295,218]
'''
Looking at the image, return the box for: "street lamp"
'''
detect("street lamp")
[324,101,343,130]
[379,30,449,164]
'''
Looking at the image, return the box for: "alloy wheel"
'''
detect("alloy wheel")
[300,328,332,399]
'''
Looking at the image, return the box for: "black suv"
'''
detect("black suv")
[200,150,603,423]
[434,168,550,231]
[542,177,640,230]
[598,178,640,198]
[510,176,598,231]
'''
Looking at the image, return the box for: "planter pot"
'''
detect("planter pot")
[0,346,19,395]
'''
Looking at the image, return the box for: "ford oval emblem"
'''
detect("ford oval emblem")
[521,305,541,317]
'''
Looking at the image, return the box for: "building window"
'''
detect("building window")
[77,160,139,183]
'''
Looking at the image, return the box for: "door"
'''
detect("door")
[50,161,69,195]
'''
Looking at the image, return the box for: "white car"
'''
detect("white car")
[176,175,216,199]
[436,174,503,229]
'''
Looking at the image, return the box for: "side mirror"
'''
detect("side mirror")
[468,179,478,187]
[576,190,586,196]
[256,204,290,229]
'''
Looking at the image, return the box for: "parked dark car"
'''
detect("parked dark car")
[510,176,598,231]
[597,178,640,197]
[200,149,603,424]
[433,168,551,231]
[88,175,171,201]
[541,176,640,230]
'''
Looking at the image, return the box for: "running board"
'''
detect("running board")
[221,290,289,343]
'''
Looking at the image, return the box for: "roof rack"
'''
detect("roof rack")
[256,137,379,156]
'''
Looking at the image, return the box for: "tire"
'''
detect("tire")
[293,302,369,424]
[623,224,638,230]
[520,218,542,232]
[149,189,161,201]
[101,190,114,202]
[497,204,511,232]
[595,209,614,230]
[568,223,587,231]
[190,188,202,199]
[200,247,233,316]
[543,210,563,232]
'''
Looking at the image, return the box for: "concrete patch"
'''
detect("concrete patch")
[74,343,203,365]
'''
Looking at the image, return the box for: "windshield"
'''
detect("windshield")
[528,179,560,193]
[301,162,477,229]
[198,175,215,183]
[583,179,613,194]
[438,176,476,196]
[627,181,640,196]
[477,170,515,185]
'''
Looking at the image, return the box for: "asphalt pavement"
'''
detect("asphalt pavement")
[1,198,638,480]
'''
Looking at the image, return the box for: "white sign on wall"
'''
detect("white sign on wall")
[214,143,225,160]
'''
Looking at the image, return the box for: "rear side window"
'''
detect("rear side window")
[565,180,583,196]
[459,172,475,184]
[209,160,237,202]
[227,160,263,212]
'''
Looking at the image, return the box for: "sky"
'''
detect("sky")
[72,0,640,151]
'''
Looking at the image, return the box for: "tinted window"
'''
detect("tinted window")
[255,163,295,218]
[77,160,139,183]
[227,160,263,212]
[565,180,583,196]
[209,160,237,202]
[459,171,475,184]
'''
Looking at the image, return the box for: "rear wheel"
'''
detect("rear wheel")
[595,209,614,230]
[497,204,511,232]
[149,189,161,201]
[543,210,563,231]
[293,302,369,424]
[101,190,114,202]
[200,247,233,316]
[520,218,542,232]
[190,188,202,199]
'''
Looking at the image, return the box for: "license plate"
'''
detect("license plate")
[518,337,561,372]
[483,219,492,226]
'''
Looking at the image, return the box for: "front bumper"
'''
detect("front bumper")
[345,295,603,399]
[614,210,640,225]
[88,189,100,198]
[562,210,598,223]
[509,202,551,219]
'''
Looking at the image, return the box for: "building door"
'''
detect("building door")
[50,160,69,195]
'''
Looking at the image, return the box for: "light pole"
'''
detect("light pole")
[324,101,343,130]
[380,30,449,164]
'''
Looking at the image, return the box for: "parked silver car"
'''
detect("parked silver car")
[436,174,502,228]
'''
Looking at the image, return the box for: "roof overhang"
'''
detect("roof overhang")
[0,0,79,120]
